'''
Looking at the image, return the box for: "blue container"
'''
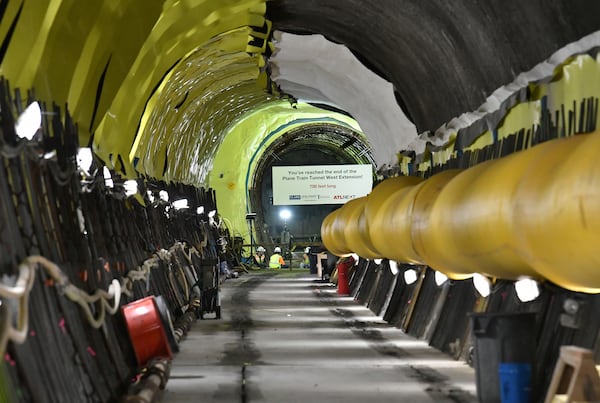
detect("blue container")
[471,312,537,402]
[498,363,531,403]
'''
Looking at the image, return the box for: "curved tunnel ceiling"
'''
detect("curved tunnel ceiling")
[1,0,600,185]
[252,123,374,178]
[267,0,600,133]
[0,1,600,242]
[131,27,276,184]
[269,31,417,168]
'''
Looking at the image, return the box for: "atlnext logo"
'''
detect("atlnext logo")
[289,195,301,200]
[333,195,354,200]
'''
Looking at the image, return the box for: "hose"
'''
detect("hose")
[0,255,121,357]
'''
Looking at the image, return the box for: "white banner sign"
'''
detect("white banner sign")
[272,165,373,205]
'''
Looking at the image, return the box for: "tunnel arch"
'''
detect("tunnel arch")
[207,101,365,244]
[248,122,374,245]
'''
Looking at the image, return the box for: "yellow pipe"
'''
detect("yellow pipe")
[415,147,548,280]
[323,177,424,260]
[409,169,464,273]
[322,131,600,293]
[371,170,462,269]
[321,209,349,256]
[512,132,600,293]
[330,177,421,259]
[364,176,423,224]
[366,176,423,261]
[369,185,420,264]
[340,197,381,259]
[320,212,335,253]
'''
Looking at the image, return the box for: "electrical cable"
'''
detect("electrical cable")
[0,242,205,359]
[0,255,121,356]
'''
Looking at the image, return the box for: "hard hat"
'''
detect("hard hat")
[274,247,281,253]
[257,246,265,252]
[304,247,310,254]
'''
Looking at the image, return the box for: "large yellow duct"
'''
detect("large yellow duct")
[415,146,549,281]
[323,177,424,259]
[367,176,424,263]
[340,197,380,259]
[364,176,423,223]
[321,131,600,293]
[321,209,348,256]
[409,170,465,276]
[513,132,600,293]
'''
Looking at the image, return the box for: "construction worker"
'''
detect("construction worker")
[300,247,310,269]
[253,246,267,268]
[269,246,287,269]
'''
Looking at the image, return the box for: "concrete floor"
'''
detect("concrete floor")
[159,271,477,402]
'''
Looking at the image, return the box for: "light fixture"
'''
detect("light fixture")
[389,260,399,275]
[560,298,582,329]
[515,279,540,303]
[159,190,169,202]
[15,101,41,140]
[374,259,382,265]
[43,150,56,160]
[434,271,449,286]
[208,209,217,218]
[403,269,418,285]
[563,298,580,315]
[123,180,138,197]
[473,274,491,298]
[172,199,188,210]
[279,209,292,220]
[77,147,93,174]
[196,206,204,215]
[103,166,114,188]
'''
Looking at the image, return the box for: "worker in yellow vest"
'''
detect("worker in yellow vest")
[269,246,287,269]
[253,246,267,268]
[300,247,310,269]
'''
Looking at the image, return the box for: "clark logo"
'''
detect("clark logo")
[333,195,354,200]
[289,195,301,200]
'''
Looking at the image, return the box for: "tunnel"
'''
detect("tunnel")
[2,1,600,402]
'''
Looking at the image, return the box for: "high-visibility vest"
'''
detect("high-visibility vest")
[269,254,284,268]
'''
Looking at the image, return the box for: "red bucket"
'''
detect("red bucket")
[122,296,173,366]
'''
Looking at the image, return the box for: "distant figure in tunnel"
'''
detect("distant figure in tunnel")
[269,246,288,269]
[300,247,310,269]
[280,226,291,246]
[254,246,267,268]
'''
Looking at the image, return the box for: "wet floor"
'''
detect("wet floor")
[159,272,477,402]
